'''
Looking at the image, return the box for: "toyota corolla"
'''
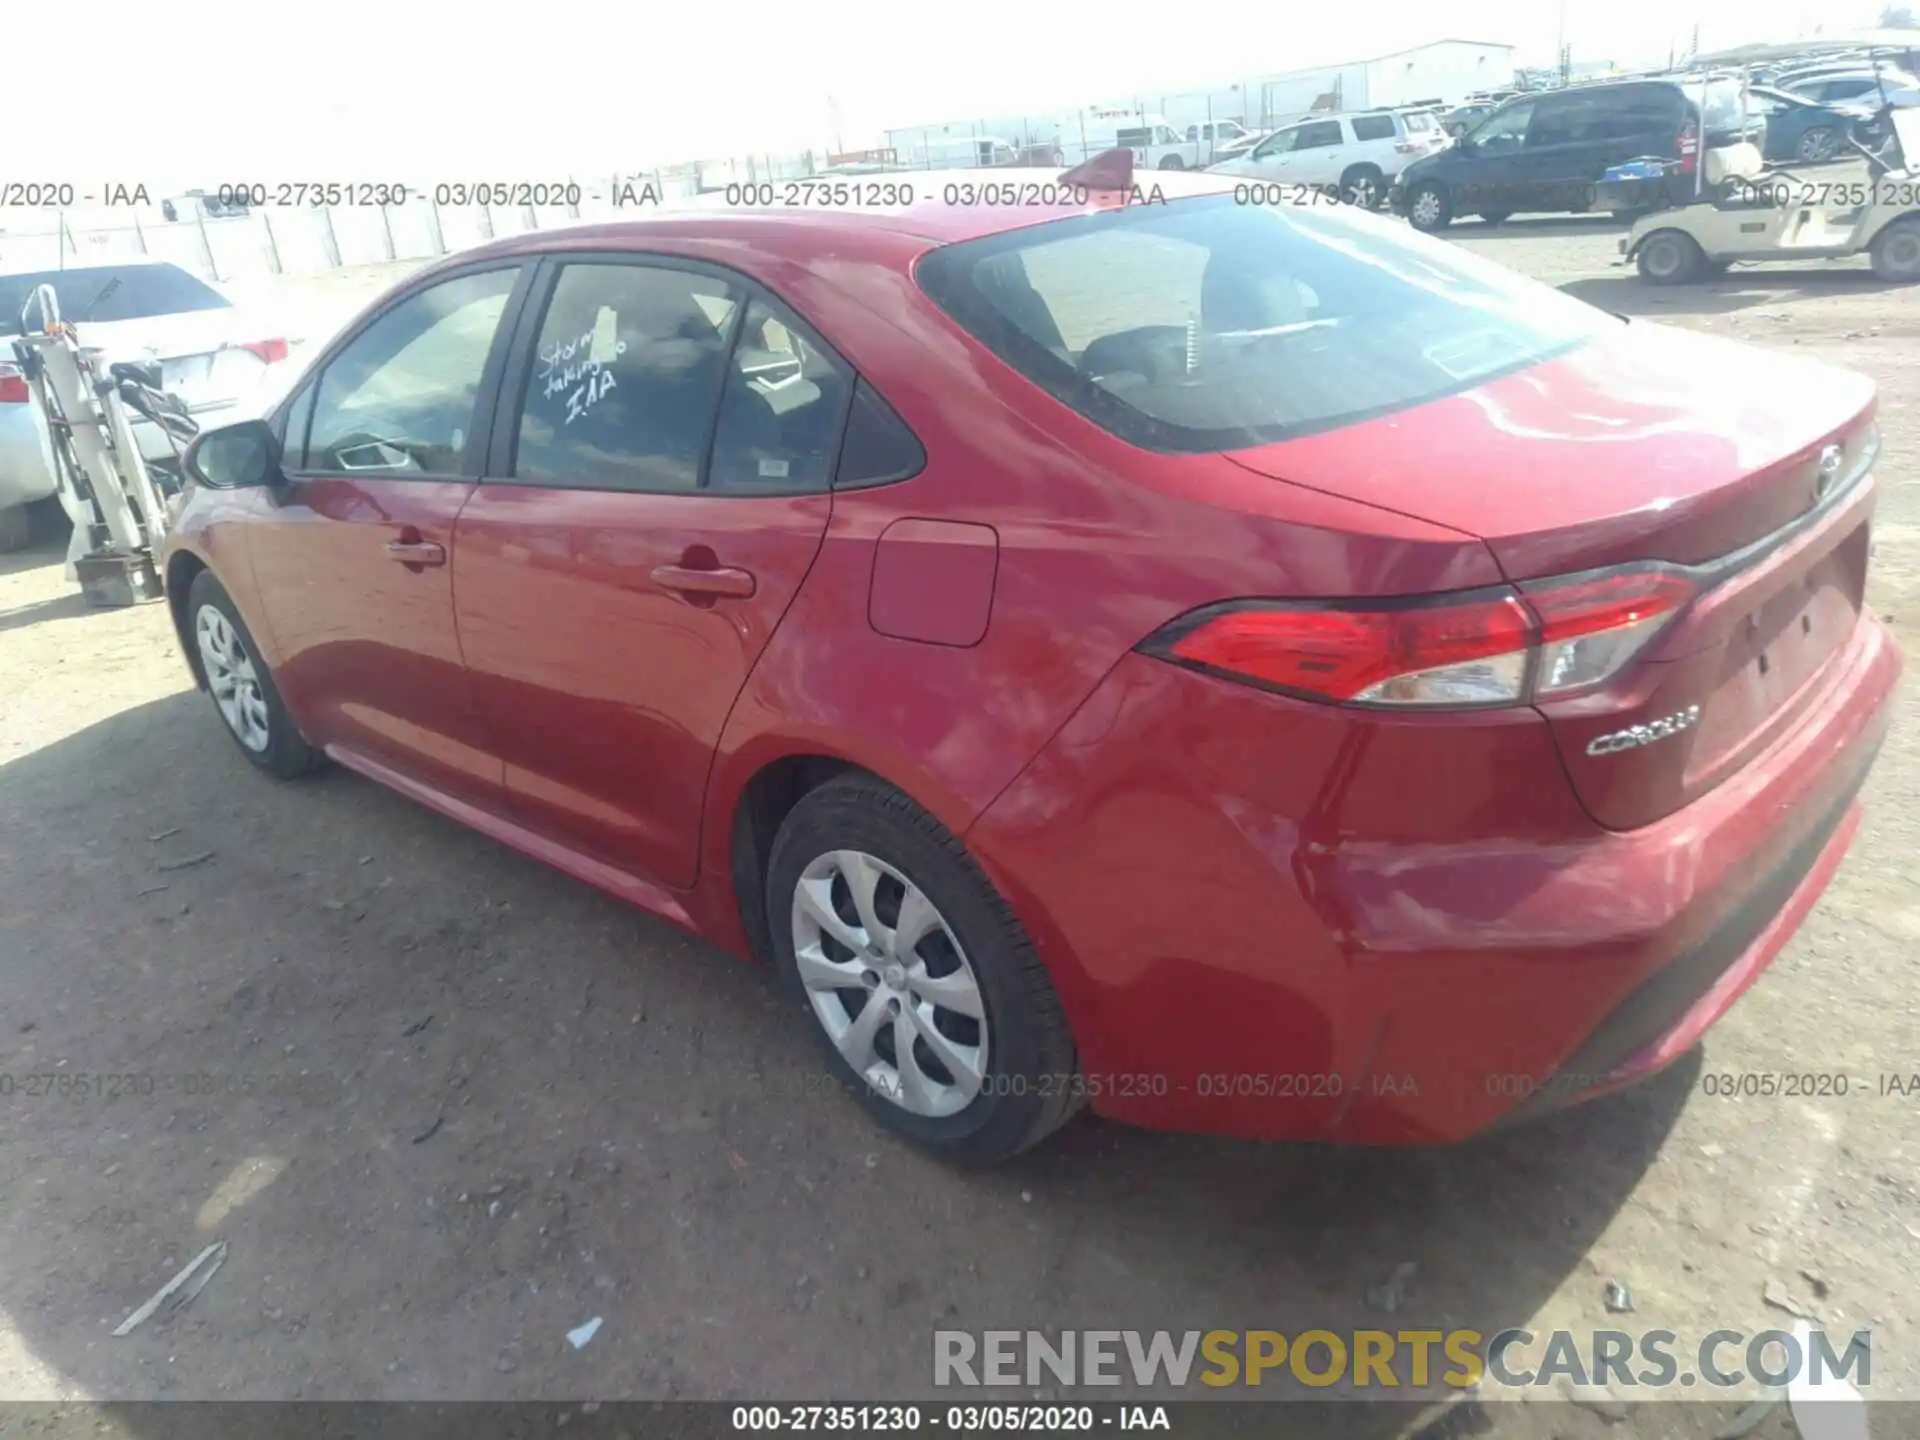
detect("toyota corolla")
[161,162,1901,1163]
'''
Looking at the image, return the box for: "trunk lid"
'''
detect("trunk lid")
[1226,322,1880,829]
[82,310,275,416]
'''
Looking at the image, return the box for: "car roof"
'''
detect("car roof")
[424,166,1243,260]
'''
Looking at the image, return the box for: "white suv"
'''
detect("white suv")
[1206,108,1449,207]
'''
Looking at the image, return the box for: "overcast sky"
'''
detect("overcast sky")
[17,0,1894,180]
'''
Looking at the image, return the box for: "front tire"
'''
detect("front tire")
[1407,181,1452,231]
[1870,217,1920,283]
[1636,229,1709,284]
[186,570,323,779]
[767,774,1082,1165]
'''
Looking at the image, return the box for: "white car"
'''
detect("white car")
[0,259,293,550]
[1206,108,1450,207]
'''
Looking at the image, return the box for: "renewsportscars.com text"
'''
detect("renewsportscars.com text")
[933,1327,1871,1392]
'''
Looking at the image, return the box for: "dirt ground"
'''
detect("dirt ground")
[3,214,1920,1438]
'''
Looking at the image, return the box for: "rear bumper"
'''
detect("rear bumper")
[967,611,1901,1145]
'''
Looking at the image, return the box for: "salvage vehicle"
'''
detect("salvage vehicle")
[0,260,290,551]
[1747,84,1881,164]
[1208,108,1448,207]
[162,154,1901,1162]
[1394,76,1759,230]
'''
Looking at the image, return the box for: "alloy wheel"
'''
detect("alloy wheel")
[790,849,988,1118]
[1798,128,1838,163]
[195,604,271,753]
[1411,188,1443,227]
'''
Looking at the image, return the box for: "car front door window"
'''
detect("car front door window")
[1470,100,1535,154]
[305,268,519,477]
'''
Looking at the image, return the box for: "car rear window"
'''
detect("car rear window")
[0,264,229,335]
[1403,111,1437,132]
[915,194,1611,454]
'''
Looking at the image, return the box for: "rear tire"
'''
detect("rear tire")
[1157,155,1186,170]
[186,570,324,779]
[1407,181,1452,231]
[1339,163,1385,209]
[0,504,32,553]
[1797,127,1839,164]
[766,774,1082,1165]
[1636,229,1709,284]
[1477,210,1513,225]
[1869,217,1920,283]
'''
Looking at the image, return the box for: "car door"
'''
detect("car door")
[452,256,853,890]
[243,261,529,807]
[1347,112,1401,173]
[1454,96,1536,212]
[1510,92,1613,203]
[1241,122,1304,175]
[1285,119,1351,186]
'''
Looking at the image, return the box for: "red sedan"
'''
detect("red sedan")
[163,165,1900,1163]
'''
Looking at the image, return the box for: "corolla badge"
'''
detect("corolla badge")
[1586,705,1702,757]
[1815,443,1844,501]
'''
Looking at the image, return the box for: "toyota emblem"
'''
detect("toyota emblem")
[1815,443,1844,502]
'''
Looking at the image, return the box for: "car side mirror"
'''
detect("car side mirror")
[182,418,282,490]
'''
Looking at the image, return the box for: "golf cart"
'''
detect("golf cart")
[1620,34,1920,284]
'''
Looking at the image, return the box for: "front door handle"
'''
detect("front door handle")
[650,564,756,599]
[384,538,446,567]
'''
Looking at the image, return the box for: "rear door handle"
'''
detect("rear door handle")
[384,538,446,567]
[650,564,757,599]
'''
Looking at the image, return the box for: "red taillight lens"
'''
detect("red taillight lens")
[1677,123,1699,173]
[1146,566,1698,710]
[240,338,289,364]
[0,366,28,404]
[1164,590,1536,707]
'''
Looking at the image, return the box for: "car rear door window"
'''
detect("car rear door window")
[511,262,740,492]
[304,266,520,477]
[707,298,855,492]
[1293,120,1345,150]
[1350,114,1397,141]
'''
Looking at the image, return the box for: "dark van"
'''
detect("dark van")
[1392,77,1755,230]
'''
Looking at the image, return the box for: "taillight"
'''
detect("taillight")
[0,365,28,404]
[1677,122,1699,174]
[239,338,289,364]
[1143,565,1698,710]
[1522,567,1697,697]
